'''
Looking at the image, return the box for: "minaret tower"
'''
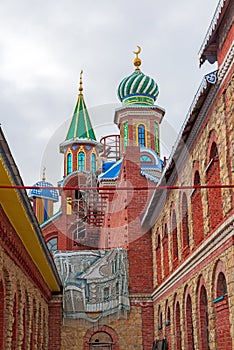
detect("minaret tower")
[58,71,103,249]
[60,71,102,177]
[115,46,165,157]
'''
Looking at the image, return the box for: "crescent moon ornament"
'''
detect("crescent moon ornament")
[133,46,141,55]
[133,46,142,70]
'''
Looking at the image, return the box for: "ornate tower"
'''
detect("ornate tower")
[115,46,165,157]
[28,168,59,224]
[60,71,102,177]
[58,71,104,249]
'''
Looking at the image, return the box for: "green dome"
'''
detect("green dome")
[117,70,159,106]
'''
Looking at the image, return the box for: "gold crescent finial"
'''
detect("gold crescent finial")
[42,166,46,181]
[133,45,141,56]
[133,46,142,71]
[79,70,83,95]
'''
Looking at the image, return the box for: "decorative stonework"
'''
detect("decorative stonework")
[54,249,130,323]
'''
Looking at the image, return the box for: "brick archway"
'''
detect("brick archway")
[84,325,119,350]
[213,261,232,350]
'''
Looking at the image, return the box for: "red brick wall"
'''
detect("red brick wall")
[0,278,5,349]
[142,304,155,350]
[214,296,232,350]
[48,296,63,350]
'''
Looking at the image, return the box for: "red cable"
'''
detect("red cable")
[0,184,233,191]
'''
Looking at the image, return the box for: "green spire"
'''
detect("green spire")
[65,71,97,141]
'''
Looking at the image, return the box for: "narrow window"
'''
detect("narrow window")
[155,122,160,155]
[163,223,169,277]
[138,124,146,147]
[192,170,204,246]
[78,151,85,171]
[91,153,96,173]
[172,210,178,264]
[67,153,72,174]
[182,193,189,251]
[124,121,128,150]
[175,301,182,350]
[207,142,222,230]
[199,286,210,350]
[186,295,195,350]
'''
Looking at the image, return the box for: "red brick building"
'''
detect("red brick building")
[0,128,63,349]
[32,0,233,348]
[1,0,233,349]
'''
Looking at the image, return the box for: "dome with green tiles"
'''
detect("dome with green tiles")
[117,46,159,106]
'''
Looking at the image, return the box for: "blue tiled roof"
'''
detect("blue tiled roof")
[98,160,122,181]
[28,181,59,202]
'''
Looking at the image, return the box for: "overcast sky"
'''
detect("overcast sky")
[0,0,218,187]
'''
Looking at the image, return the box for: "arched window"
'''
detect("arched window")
[216,272,227,297]
[163,223,169,278]
[165,306,172,349]
[207,142,223,230]
[91,153,96,173]
[181,193,189,254]
[158,307,163,340]
[199,286,209,350]
[140,155,152,163]
[158,307,162,330]
[78,152,85,171]
[138,124,146,147]
[194,170,200,186]
[185,294,195,350]
[214,271,231,349]
[156,231,162,284]
[171,210,178,265]
[192,170,204,246]
[175,301,182,350]
[67,153,72,175]
[46,237,58,252]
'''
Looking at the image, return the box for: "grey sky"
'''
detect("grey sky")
[0,0,218,187]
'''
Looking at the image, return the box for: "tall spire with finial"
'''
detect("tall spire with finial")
[79,70,83,96]
[133,46,142,71]
[42,166,46,181]
[65,70,97,141]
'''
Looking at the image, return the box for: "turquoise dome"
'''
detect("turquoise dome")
[117,70,159,106]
